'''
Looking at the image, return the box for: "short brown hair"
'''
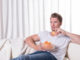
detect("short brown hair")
[51,13,62,22]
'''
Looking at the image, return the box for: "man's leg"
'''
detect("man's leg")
[29,51,57,60]
[11,51,57,60]
[11,55,29,60]
[11,51,42,60]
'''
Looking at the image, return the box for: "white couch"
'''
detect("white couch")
[65,43,80,60]
[0,38,80,60]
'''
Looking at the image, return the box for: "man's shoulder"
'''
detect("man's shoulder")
[59,34,71,41]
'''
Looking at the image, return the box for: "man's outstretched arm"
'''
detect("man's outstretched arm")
[57,28,80,44]
[66,32,80,44]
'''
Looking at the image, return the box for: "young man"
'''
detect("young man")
[12,13,80,60]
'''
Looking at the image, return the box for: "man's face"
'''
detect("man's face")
[50,17,62,31]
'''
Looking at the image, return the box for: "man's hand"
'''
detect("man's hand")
[55,28,67,36]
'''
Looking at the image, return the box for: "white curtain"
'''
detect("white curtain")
[0,0,74,39]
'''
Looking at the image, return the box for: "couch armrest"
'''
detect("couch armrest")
[67,43,80,60]
[64,57,69,60]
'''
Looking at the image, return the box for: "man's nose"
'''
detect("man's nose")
[52,24,55,26]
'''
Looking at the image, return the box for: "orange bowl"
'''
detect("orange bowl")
[41,41,53,50]
[44,41,51,45]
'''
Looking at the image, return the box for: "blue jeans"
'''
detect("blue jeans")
[11,51,57,60]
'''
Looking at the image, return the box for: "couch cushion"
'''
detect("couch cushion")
[10,38,26,58]
[68,43,80,60]
[10,38,35,58]
[0,39,11,60]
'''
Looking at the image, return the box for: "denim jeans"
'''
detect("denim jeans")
[11,51,57,60]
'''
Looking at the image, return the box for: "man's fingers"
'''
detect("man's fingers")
[55,28,61,34]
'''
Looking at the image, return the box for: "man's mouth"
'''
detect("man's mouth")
[52,27,55,29]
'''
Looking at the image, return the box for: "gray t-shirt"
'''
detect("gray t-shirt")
[38,31,71,60]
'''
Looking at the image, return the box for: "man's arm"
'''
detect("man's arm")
[57,28,80,44]
[66,32,80,44]
[24,34,55,51]
[24,34,42,50]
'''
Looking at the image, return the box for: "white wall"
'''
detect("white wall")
[0,0,80,39]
